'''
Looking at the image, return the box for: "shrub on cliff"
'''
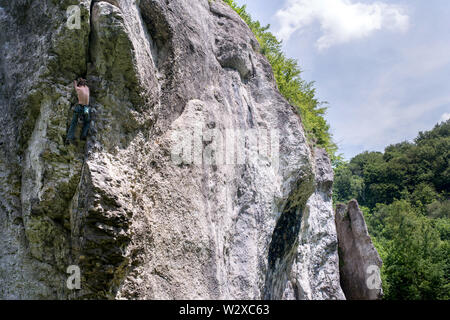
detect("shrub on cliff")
[223,0,337,159]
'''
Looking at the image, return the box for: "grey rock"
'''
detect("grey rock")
[335,200,383,300]
[0,0,345,299]
[283,149,346,300]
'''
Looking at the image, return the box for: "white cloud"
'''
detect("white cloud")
[275,0,409,50]
[440,112,450,122]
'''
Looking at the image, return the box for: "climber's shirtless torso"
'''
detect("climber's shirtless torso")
[74,80,90,105]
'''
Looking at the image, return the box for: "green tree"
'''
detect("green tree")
[336,120,450,209]
[334,121,450,300]
[333,161,364,203]
[380,201,448,300]
[427,200,450,219]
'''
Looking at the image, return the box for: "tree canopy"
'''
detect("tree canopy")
[334,120,450,299]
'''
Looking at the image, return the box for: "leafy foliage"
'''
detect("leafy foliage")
[334,120,450,209]
[334,120,450,299]
[222,0,337,158]
[372,201,449,299]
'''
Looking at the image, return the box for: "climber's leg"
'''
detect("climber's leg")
[66,105,82,143]
[80,105,91,141]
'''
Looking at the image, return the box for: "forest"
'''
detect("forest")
[334,120,449,299]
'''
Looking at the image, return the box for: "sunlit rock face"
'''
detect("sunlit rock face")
[282,149,346,300]
[0,0,345,299]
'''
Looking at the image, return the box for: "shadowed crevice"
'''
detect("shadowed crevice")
[264,172,315,300]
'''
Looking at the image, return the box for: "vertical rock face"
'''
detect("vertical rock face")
[1,0,344,299]
[282,149,345,300]
[335,200,383,300]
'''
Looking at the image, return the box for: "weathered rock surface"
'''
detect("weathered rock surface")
[282,149,345,300]
[335,200,383,300]
[1,0,345,299]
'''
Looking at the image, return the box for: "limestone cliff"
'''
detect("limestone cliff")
[0,0,347,299]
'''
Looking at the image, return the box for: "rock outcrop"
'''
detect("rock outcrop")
[283,149,346,300]
[1,0,345,299]
[335,200,383,300]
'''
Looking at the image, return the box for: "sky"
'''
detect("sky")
[234,0,450,160]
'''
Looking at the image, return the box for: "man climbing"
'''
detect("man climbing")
[66,78,91,144]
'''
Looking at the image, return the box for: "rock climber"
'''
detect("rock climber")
[66,78,91,144]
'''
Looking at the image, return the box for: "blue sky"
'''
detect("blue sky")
[234,0,450,159]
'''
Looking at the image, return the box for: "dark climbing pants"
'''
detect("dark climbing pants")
[67,104,91,141]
